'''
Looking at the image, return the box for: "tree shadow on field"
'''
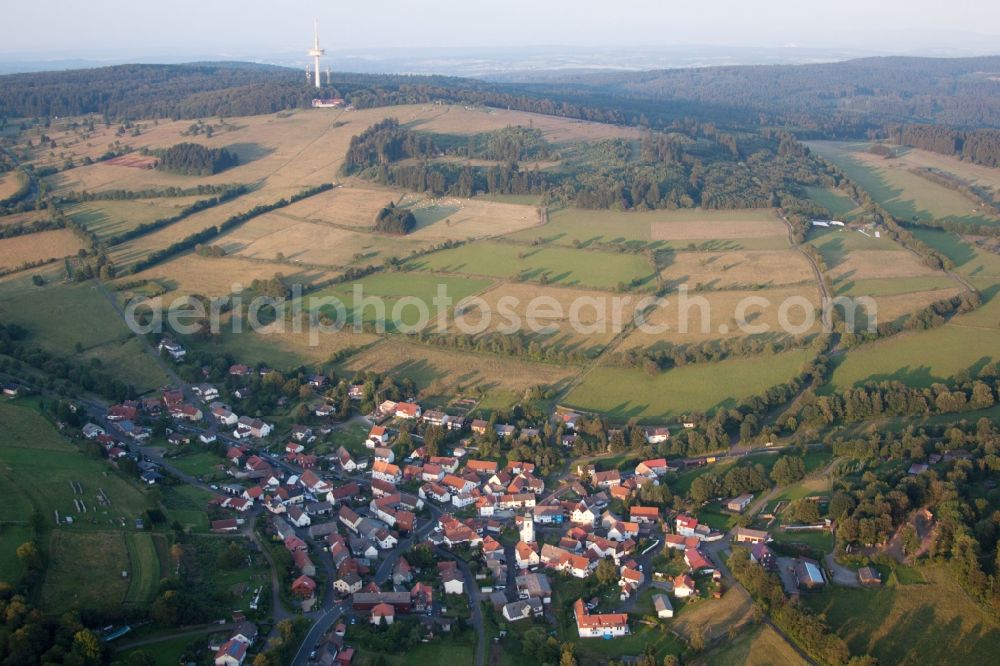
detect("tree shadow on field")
[225,143,275,164]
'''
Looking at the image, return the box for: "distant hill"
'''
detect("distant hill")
[2,56,999,134]
[505,55,1000,131]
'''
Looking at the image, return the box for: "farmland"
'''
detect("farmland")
[807,141,1000,227]
[339,338,577,407]
[563,348,814,421]
[0,229,87,269]
[0,402,164,610]
[509,207,786,249]
[693,625,808,666]
[618,284,823,349]
[407,241,655,290]
[64,197,206,242]
[803,566,1000,665]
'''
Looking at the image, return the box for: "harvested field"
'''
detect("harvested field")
[405,197,541,239]
[651,217,786,241]
[833,276,959,297]
[453,282,639,356]
[0,170,28,201]
[339,339,577,406]
[673,588,754,643]
[223,216,434,267]
[104,154,158,169]
[511,207,785,249]
[658,249,813,290]
[125,254,339,298]
[827,250,941,281]
[0,210,47,228]
[409,105,644,143]
[278,184,405,228]
[619,285,823,349]
[867,287,965,326]
[0,229,87,269]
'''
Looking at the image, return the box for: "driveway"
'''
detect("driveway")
[823,554,860,588]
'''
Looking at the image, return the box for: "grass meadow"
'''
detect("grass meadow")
[407,240,655,290]
[563,348,814,421]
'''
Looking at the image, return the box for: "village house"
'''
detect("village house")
[645,427,671,444]
[592,470,621,488]
[573,599,628,638]
[673,573,696,598]
[371,602,395,626]
[629,505,659,524]
[334,570,362,595]
[234,416,272,439]
[635,458,669,478]
[394,402,421,420]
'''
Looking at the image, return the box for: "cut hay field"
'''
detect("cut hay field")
[0,170,28,201]
[64,197,206,242]
[220,214,434,268]
[451,281,638,355]
[276,183,404,228]
[658,248,813,290]
[619,285,822,349]
[0,281,129,351]
[404,197,541,240]
[339,339,577,407]
[407,240,655,290]
[808,227,939,281]
[563,348,813,421]
[0,210,47,229]
[693,624,808,666]
[833,276,959,298]
[807,141,1000,227]
[125,253,339,298]
[803,565,1000,665]
[0,229,88,269]
[409,104,644,143]
[510,207,788,250]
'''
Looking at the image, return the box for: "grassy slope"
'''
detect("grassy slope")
[692,624,808,666]
[802,566,1000,665]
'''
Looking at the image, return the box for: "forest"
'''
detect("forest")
[2,56,1000,138]
[154,142,239,175]
[373,203,416,235]
[883,124,1000,168]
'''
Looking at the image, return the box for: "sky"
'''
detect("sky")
[2,0,999,59]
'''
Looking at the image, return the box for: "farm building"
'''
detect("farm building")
[858,566,882,587]
[794,558,826,590]
[733,527,770,545]
[652,593,674,619]
[726,494,754,513]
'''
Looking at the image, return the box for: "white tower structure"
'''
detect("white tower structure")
[519,513,535,544]
[307,19,325,89]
